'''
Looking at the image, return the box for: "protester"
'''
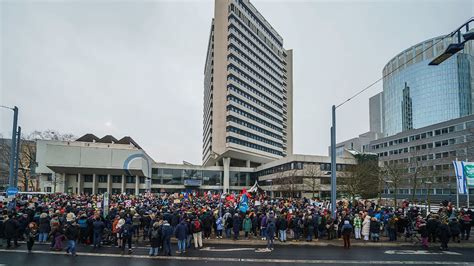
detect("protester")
[149,222,161,256]
[341,220,353,249]
[25,222,38,253]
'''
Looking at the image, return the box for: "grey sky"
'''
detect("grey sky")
[1,0,472,164]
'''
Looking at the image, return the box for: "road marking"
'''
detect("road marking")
[255,248,272,253]
[385,250,462,255]
[201,247,255,252]
[0,249,472,264]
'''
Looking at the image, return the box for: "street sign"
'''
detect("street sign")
[6,187,18,196]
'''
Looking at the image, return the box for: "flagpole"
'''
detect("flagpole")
[467,159,470,209]
[456,158,460,210]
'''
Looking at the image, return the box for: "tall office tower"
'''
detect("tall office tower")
[202,0,293,180]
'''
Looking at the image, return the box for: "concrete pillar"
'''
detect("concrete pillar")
[92,173,97,195]
[77,173,83,195]
[107,174,112,194]
[62,173,67,193]
[121,174,126,194]
[246,160,251,168]
[223,157,230,193]
[135,175,139,196]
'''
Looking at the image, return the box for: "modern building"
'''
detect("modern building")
[202,0,294,188]
[35,134,356,198]
[382,35,474,137]
[369,92,384,135]
[368,114,474,204]
[330,131,380,157]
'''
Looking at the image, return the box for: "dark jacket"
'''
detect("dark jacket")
[161,223,173,241]
[370,220,381,234]
[437,223,451,242]
[64,223,80,240]
[4,218,20,238]
[93,220,105,234]
[38,217,51,233]
[150,227,161,248]
[277,217,288,230]
[449,220,461,236]
[175,222,188,240]
[266,221,276,238]
[232,215,241,232]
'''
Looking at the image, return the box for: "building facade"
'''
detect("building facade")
[382,36,474,137]
[202,0,294,190]
[369,115,474,204]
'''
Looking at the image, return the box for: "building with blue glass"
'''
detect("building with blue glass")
[382,35,474,137]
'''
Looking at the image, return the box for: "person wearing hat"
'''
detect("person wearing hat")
[341,220,353,249]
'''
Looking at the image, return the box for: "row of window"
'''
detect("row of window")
[371,125,461,150]
[81,175,145,184]
[227,94,282,125]
[320,163,349,172]
[228,48,282,93]
[376,137,462,158]
[227,105,283,132]
[228,24,282,75]
[228,58,281,95]
[229,5,282,61]
[227,115,281,140]
[228,41,283,84]
[227,126,282,148]
[230,2,282,53]
[228,73,282,107]
[384,188,474,195]
[227,136,283,156]
[228,84,282,117]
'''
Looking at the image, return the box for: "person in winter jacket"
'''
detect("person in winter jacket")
[277,215,288,242]
[242,215,252,239]
[362,215,371,241]
[120,219,133,254]
[369,217,381,242]
[38,213,50,243]
[305,215,314,242]
[266,219,276,251]
[437,221,451,250]
[449,217,461,243]
[215,217,223,239]
[4,214,20,248]
[25,222,38,252]
[92,216,105,249]
[77,214,88,244]
[149,222,161,256]
[353,214,362,240]
[232,213,241,240]
[64,220,79,256]
[175,220,188,254]
[161,220,173,256]
[460,212,472,240]
[341,220,353,249]
[191,217,203,249]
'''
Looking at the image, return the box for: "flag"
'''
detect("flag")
[462,162,474,188]
[239,189,249,213]
[453,161,467,194]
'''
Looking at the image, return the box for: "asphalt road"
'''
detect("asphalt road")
[0,242,473,266]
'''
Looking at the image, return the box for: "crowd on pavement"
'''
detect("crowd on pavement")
[0,191,472,256]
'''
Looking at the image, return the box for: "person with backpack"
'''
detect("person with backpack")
[191,216,203,249]
[161,220,173,256]
[149,222,161,256]
[120,219,133,254]
[175,220,188,254]
[25,222,38,253]
[341,220,353,249]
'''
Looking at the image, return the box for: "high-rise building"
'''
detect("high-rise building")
[203,0,293,175]
[382,36,474,137]
[369,92,384,135]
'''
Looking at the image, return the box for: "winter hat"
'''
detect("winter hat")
[66,212,76,222]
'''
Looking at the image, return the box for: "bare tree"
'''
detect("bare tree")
[381,161,406,208]
[303,164,323,198]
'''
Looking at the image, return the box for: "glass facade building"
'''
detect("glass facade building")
[382,36,474,137]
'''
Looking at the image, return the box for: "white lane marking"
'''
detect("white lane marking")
[255,248,272,253]
[385,250,462,255]
[200,247,255,252]
[0,249,472,265]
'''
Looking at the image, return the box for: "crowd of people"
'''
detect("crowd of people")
[0,191,472,256]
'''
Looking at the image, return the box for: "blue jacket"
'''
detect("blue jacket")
[174,222,188,240]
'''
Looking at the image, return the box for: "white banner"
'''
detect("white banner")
[453,161,467,194]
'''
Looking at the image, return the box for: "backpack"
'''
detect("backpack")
[193,220,201,232]
[151,229,159,239]
[121,225,130,237]
[298,219,304,229]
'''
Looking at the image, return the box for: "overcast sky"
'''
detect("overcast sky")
[1,0,472,164]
